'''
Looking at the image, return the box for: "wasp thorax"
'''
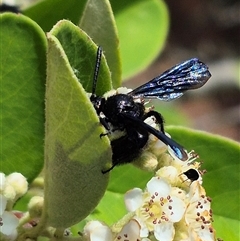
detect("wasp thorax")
[101,94,145,126]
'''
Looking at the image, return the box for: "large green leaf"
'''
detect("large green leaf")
[80,0,121,88]
[114,0,169,79]
[0,13,46,181]
[43,22,112,228]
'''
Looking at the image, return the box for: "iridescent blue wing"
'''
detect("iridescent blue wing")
[128,58,211,101]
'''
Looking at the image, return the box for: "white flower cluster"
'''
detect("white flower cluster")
[82,150,216,241]
[0,172,28,240]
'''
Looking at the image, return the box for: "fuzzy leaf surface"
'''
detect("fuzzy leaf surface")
[50,20,112,95]
[44,25,112,227]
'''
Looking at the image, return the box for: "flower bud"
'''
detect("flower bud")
[6,173,28,199]
[28,196,44,218]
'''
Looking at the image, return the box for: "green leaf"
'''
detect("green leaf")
[44,23,112,228]
[80,0,121,88]
[166,126,240,241]
[23,0,86,32]
[50,20,112,95]
[154,101,190,126]
[212,215,239,241]
[0,13,46,182]
[113,0,169,79]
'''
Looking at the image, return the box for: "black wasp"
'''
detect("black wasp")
[90,47,211,173]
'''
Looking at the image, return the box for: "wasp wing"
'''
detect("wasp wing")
[129,58,211,101]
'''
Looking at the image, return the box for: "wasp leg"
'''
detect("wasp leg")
[99,116,111,138]
[101,163,117,174]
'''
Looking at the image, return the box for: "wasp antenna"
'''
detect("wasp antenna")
[92,46,103,95]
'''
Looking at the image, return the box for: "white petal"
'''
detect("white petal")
[0,173,6,191]
[124,188,143,212]
[84,221,107,233]
[154,222,175,241]
[84,221,112,241]
[147,177,170,197]
[117,219,140,240]
[90,226,112,241]
[0,194,7,215]
[164,196,186,222]
[171,187,187,201]
[197,226,215,241]
[134,217,149,237]
[1,211,19,236]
